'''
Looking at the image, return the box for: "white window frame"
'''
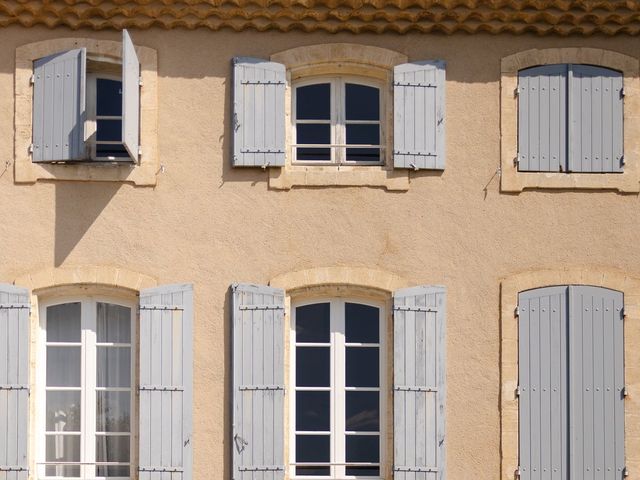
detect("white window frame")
[35,295,137,480]
[289,297,386,480]
[292,77,385,166]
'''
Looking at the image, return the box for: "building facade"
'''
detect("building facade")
[0,2,639,479]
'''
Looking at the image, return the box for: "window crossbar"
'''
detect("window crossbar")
[291,462,380,467]
[293,144,381,149]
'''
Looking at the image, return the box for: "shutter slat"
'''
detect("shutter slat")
[33,48,86,162]
[394,61,446,170]
[393,286,446,480]
[518,286,568,480]
[122,29,140,161]
[232,58,286,168]
[232,283,285,480]
[0,285,29,480]
[139,284,193,480]
[518,64,567,172]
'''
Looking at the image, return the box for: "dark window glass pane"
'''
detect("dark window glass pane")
[47,347,81,387]
[346,84,379,121]
[96,435,130,462]
[96,144,130,158]
[46,391,81,432]
[45,435,80,477]
[296,434,330,462]
[346,124,379,146]
[345,303,379,343]
[346,391,379,432]
[296,303,330,343]
[296,124,331,145]
[96,119,122,142]
[97,78,122,116]
[97,303,131,343]
[346,347,379,387]
[47,303,81,343]
[297,148,331,162]
[346,466,380,476]
[346,434,380,462]
[297,466,330,476]
[296,347,330,387]
[297,391,330,431]
[346,148,380,163]
[97,347,131,388]
[296,84,331,120]
[97,391,131,432]
[96,465,130,477]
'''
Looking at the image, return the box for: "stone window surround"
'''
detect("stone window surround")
[15,38,158,186]
[268,44,411,191]
[500,268,640,479]
[500,48,640,193]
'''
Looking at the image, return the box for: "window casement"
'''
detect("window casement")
[517,285,625,478]
[517,63,624,174]
[292,79,383,166]
[36,297,136,479]
[290,299,385,479]
[31,30,140,164]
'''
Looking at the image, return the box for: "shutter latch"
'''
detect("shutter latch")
[620,88,626,98]
[624,467,629,477]
[29,74,35,85]
[622,386,629,397]
[620,155,626,166]
[515,467,522,478]
[515,385,521,397]
[514,305,520,317]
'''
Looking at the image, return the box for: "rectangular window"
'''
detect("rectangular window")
[291,299,385,479]
[38,297,135,480]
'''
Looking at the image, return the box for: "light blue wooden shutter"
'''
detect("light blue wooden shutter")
[32,48,86,162]
[122,29,140,162]
[569,65,624,173]
[568,286,625,478]
[232,58,286,167]
[517,64,568,172]
[232,283,285,480]
[393,286,446,479]
[139,284,193,480]
[394,61,446,170]
[0,284,30,480]
[518,286,569,480]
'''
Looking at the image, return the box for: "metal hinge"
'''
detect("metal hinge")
[394,81,437,88]
[238,385,285,391]
[0,303,29,310]
[393,467,438,473]
[0,466,28,472]
[0,385,29,391]
[239,304,284,311]
[139,467,184,473]
[138,385,184,392]
[240,80,285,86]
[393,306,438,313]
[394,386,438,392]
[238,466,285,472]
[139,304,183,311]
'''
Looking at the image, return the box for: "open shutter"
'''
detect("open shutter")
[568,286,625,478]
[232,58,286,167]
[232,283,285,480]
[32,48,86,162]
[394,61,446,170]
[0,284,30,479]
[393,286,446,479]
[517,286,569,480]
[569,65,624,173]
[122,29,141,162]
[138,284,193,480]
[517,64,568,172]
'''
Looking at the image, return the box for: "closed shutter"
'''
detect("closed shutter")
[517,286,569,480]
[0,284,30,480]
[569,65,624,173]
[568,286,624,479]
[32,48,87,162]
[393,286,446,480]
[517,64,568,172]
[138,284,193,480]
[393,61,446,170]
[231,283,285,480]
[232,58,286,167]
[122,29,141,162]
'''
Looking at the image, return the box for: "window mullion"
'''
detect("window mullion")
[84,299,98,479]
[334,299,346,479]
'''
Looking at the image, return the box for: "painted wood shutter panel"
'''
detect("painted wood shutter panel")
[0,284,30,479]
[122,29,141,162]
[517,286,569,480]
[32,48,86,162]
[517,64,568,172]
[139,284,193,480]
[569,65,624,173]
[393,286,446,479]
[232,58,286,167]
[568,286,624,478]
[393,61,446,170]
[232,283,285,480]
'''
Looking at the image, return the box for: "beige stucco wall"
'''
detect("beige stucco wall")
[1,25,640,479]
